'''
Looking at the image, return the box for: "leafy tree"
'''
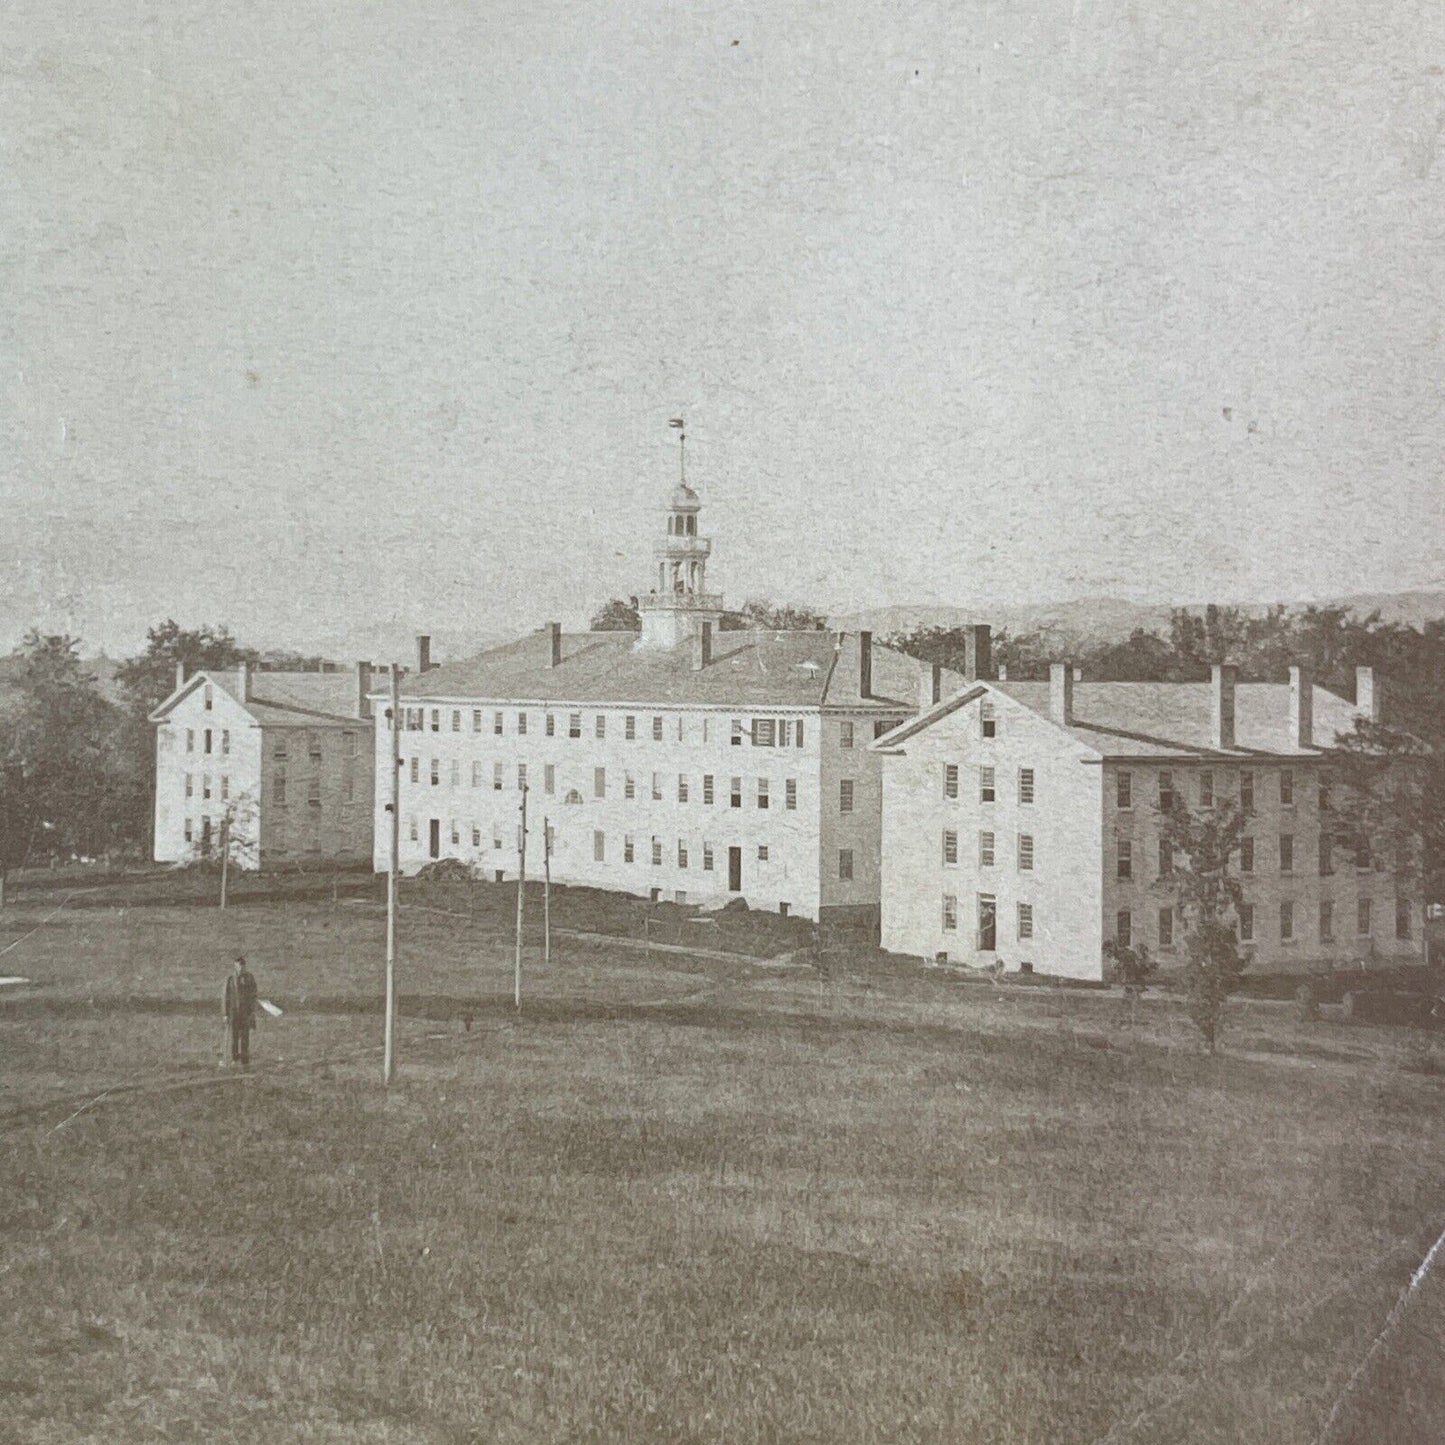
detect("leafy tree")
[735,599,829,632]
[114,620,256,717]
[1103,937,1157,1026]
[1157,795,1250,1052]
[589,598,640,632]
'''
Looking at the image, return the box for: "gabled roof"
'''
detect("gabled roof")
[873,679,1364,759]
[395,628,954,711]
[150,670,366,727]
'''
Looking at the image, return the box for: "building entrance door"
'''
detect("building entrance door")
[977,894,997,952]
[428,819,440,859]
[728,846,742,892]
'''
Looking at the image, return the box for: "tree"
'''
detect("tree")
[1103,937,1157,1026]
[589,598,640,632]
[1157,795,1251,1052]
[734,599,829,632]
[114,620,255,718]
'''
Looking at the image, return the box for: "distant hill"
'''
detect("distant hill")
[831,591,1445,648]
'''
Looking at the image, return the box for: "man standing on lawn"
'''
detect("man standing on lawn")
[223,956,258,1066]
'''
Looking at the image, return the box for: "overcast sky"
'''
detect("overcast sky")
[4,0,1443,656]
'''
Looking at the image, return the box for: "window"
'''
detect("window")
[874,720,891,739]
[981,702,996,738]
[594,767,606,799]
[308,731,323,762]
[409,757,419,784]
[308,777,321,807]
[408,816,418,842]
[620,771,634,800]
[450,820,460,845]
[1318,780,1330,812]
[1240,836,1254,873]
[1319,833,1334,877]
[472,709,482,732]
[1280,769,1294,806]
[493,711,504,736]
[703,774,714,805]
[730,777,742,808]
[569,713,582,739]
[1280,900,1294,941]
[517,712,528,736]
[795,721,804,748]
[447,759,459,787]
[757,778,769,810]
[517,764,527,791]
[472,826,482,848]
[980,767,995,803]
[756,845,767,862]
[942,894,958,931]
[594,830,605,863]
[1199,770,1214,808]
[1396,898,1412,940]
[839,849,854,881]
[779,902,791,918]
[184,819,193,843]
[779,721,791,746]
[1019,768,1034,805]
[977,894,997,951]
[204,729,212,755]
[840,721,854,750]
[188,730,198,755]
[651,772,663,801]
[544,764,555,795]
[451,710,461,732]
[751,719,776,747]
[594,714,605,739]
[1357,897,1372,936]
[839,779,854,813]
[1240,770,1254,814]
[545,713,555,737]
[1235,902,1253,942]
[1116,839,1132,880]
[430,758,440,786]
[184,772,195,799]
[1017,903,1034,940]
[221,729,230,756]
[652,716,663,742]
[203,685,213,711]
[785,779,797,811]
[624,835,635,863]
[1116,909,1132,947]
[430,709,440,733]
[1355,835,1372,871]
[1158,907,1174,947]
[1319,900,1334,942]
[493,763,504,791]
[943,764,959,800]
[1158,770,1174,812]
[943,830,958,866]
[1117,771,1132,810]
[344,730,358,758]
[1279,834,1294,874]
[651,837,663,866]
[980,831,995,867]
[471,761,483,788]
[220,776,229,801]
[1018,835,1034,871]
[1158,838,1172,877]
[625,715,636,740]
[728,718,745,747]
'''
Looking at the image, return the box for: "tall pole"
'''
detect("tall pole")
[514,783,528,1010]
[543,815,551,969]
[385,665,400,1084]
[219,812,229,910]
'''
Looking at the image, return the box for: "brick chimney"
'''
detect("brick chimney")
[1289,665,1313,748]
[858,631,873,699]
[547,622,562,668]
[237,660,252,703]
[963,624,991,682]
[354,661,373,720]
[416,634,432,675]
[692,619,713,672]
[174,660,186,692]
[1355,666,1378,724]
[1211,663,1237,750]
[918,661,942,710]
[1049,661,1074,725]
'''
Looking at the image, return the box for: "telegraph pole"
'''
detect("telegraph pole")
[542,814,551,969]
[385,665,400,1084]
[514,783,529,1010]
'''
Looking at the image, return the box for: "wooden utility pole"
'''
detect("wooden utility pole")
[385,665,400,1084]
[514,783,529,1010]
[542,815,551,968]
[218,813,230,910]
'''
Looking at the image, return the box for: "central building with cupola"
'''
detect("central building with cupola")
[372,475,963,920]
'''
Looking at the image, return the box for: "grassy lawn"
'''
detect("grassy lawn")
[1,882,1442,1443]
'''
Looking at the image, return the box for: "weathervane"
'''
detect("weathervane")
[669,417,685,486]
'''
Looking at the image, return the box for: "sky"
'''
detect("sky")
[3,0,1443,658]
